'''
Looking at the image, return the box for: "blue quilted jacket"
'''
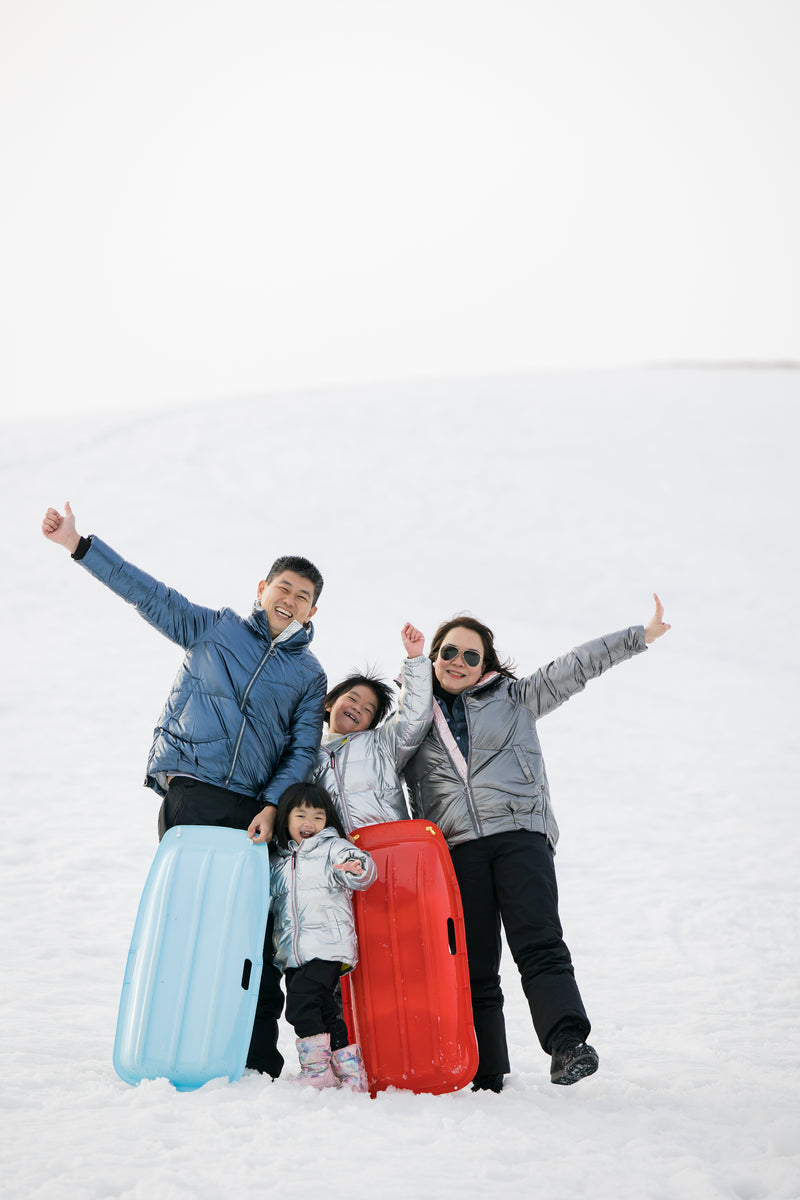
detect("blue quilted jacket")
[77,536,327,806]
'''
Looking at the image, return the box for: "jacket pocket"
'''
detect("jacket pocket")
[310,915,344,948]
[513,745,536,783]
[506,790,544,830]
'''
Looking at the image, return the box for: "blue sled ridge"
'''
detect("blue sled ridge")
[113,826,270,1090]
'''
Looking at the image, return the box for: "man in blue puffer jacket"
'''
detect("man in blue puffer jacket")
[42,500,328,1078]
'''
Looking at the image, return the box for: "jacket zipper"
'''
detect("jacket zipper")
[224,641,279,788]
[290,850,301,964]
[432,696,483,839]
[460,698,483,838]
[331,739,352,830]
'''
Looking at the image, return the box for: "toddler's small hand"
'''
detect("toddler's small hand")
[334,860,365,876]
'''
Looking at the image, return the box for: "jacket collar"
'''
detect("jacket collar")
[434,670,501,705]
[322,729,351,751]
[248,604,315,649]
[285,826,338,854]
[466,670,501,694]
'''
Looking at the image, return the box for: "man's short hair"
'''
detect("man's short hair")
[266,555,324,603]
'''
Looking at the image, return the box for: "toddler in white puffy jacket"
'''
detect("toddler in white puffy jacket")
[269,782,376,1090]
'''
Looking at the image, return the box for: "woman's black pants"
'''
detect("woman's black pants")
[449,829,590,1076]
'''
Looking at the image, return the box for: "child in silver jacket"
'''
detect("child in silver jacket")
[270,782,377,1090]
[314,623,433,833]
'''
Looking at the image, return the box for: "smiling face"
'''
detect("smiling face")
[433,625,486,695]
[256,570,318,639]
[327,684,381,735]
[287,803,328,845]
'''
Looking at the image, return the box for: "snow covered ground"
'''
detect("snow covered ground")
[2,368,798,1199]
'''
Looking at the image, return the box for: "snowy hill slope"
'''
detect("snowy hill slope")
[1,368,798,1199]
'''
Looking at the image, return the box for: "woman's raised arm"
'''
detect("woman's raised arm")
[644,593,671,644]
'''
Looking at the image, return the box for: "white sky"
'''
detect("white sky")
[2,0,798,418]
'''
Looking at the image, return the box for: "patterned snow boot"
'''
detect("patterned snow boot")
[330,1043,369,1093]
[295,1033,338,1089]
[549,1041,599,1085]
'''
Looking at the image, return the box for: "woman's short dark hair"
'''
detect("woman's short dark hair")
[273,782,346,849]
[323,673,395,729]
[429,615,517,680]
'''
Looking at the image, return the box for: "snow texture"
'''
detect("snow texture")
[2,369,798,1199]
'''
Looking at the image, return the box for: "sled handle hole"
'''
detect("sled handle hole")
[447,918,456,955]
[241,959,253,990]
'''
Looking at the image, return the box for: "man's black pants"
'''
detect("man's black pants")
[158,776,285,1078]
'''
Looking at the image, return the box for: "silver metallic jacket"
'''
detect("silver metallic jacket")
[313,655,434,833]
[403,627,647,850]
[270,827,377,971]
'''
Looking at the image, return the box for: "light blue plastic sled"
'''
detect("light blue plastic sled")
[113,826,270,1090]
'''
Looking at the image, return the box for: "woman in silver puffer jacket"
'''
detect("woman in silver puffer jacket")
[403,596,671,1093]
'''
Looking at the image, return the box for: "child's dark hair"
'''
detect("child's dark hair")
[273,782,346,849]
[266,555,324,604]
[323,672,395,730]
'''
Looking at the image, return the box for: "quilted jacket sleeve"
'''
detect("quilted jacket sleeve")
[76,536,219,648]
[376,655,434,770]
[329,839,377,891]
[510,626,647,719]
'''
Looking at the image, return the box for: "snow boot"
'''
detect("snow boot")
[294,1033,338,1089]
[330,1043,369,1093]
[471,1072,504,1093]
[549,1041,599,1085]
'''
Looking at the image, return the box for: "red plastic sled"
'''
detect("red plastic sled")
[341,819,478,1095]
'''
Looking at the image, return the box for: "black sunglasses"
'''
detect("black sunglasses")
[440,644,482,668]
